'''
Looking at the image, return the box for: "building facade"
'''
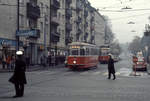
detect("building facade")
[0,0,50,65]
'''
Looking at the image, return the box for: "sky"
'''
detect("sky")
[88,0,150,43]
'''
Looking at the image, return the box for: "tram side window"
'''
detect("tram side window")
[86,48,89,55]
[71,49,78,55]
[80,49,85,55]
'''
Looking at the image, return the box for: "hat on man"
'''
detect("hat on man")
[16,51,23,55]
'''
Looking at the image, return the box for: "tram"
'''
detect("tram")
[67,42,99,69]
[99,45,110,64]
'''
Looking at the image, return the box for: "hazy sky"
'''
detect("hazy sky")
[88,0,150,43]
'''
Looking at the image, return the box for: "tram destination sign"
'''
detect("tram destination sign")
[16,30,38,37]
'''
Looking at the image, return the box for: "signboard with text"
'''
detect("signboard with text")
[16,29,40,37]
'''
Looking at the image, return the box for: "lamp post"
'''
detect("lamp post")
[17,0,20,51]
[145,46,148,63]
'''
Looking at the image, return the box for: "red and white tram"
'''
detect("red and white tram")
[67,42,99,69]
[99,45,110,64]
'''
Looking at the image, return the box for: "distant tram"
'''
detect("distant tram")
[67,42,99,69]
[99,45,110,64]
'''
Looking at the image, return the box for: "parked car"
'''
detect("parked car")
[132,54,147,71]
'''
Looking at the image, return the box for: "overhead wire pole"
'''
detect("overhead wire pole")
[17,0,20,51]
[50,0,51,53]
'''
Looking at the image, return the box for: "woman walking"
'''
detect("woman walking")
[108,54,116,80]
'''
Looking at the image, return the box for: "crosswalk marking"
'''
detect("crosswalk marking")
[92,71,101,75]
[27,70,149,78]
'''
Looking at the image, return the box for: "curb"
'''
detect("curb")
[0,64,65,73]
[147,64,150,75]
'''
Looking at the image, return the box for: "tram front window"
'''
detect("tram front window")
[71,49,78,55]
[80,49,85,55]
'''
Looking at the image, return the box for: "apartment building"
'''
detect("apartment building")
[0,0,107,66]
[94,11,106,46]
[70,0,105,45]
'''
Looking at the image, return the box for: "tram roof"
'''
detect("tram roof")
[69,42,97,47]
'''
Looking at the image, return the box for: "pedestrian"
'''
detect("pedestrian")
[9,51,27,98]
[107,54,116,80]
[2,54,6,69]
[10,54,15,70]
[6,55,11,69]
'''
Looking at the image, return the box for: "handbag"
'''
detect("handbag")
[9,74,16,84]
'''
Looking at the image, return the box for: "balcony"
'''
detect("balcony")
[84,22,88,28]
[66,9,72,18]
[51,0,60,9]
[84,32,88,40]
[77,28,82,35]
[27,2,40,19]
[76,2,83,11]
[66,23,72,31]
[91,35,95,41]
[76,16,82,24]
[91,16,94,22]
[66,0,72,4]
[51,16,59,26]
[65,37,73,44]
[84,10,88,18]
[51,32,60,42]
[91,26,94,30]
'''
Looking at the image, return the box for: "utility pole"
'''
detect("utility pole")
[44,14,47,56]
[104,23,107,44]
[49,0,51,53]
[17,0,20,51]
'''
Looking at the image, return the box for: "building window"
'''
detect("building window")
[19,0,24,4]
[45,5,49,14]
[40,22,43,33]
[62,0,64,8]
[40,2,44,16]
[19,14,24,27]
[45,24,48,35]
[29,19,37,29]
[58,12,61,20]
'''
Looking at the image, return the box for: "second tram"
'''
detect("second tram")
[67,42,99,69]
[99,45,110,64]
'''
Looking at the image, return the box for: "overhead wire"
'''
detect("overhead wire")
[111,13,150,21]
[0,2,150,21]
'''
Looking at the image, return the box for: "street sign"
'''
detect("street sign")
[16,30,38,37]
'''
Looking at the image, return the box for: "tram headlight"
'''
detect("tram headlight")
[73,60,77,64]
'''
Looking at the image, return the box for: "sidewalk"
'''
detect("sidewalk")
[0,64,65,73]
[147,63,150,75]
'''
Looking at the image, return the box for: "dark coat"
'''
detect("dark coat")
[9,58,27,84]
[108,58,115,74]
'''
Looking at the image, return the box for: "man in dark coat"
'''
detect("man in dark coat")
[108,54,116,80]
[9,51,27,98]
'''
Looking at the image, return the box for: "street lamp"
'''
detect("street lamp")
[17,0,20,51]
[145,45,148,62]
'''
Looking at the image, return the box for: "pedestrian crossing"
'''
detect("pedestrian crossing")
[27,69,150,78]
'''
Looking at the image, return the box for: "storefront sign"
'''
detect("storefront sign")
[16,30,38,37]
[0,38,23,47]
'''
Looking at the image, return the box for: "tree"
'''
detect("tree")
[110,39,122,56]
[103,15,114,44]
[128,36,142,55]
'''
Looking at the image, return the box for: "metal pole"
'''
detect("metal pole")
[104,23,107,44]
[49,0,51,53]
[17,0,20,51]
